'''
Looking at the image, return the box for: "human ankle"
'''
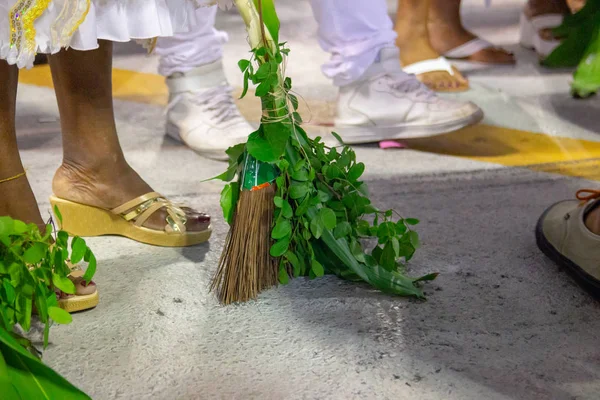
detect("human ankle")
[585,207,600,236]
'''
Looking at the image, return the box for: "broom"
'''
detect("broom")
[211,0,437,304]
[210,0,285,304]
[210,155,279,304]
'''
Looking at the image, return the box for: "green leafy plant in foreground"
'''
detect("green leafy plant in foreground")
[542,0,600,98]
[0,211,92,399]
[217,0,437,298]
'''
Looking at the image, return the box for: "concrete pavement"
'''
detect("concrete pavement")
[13,0,600,399]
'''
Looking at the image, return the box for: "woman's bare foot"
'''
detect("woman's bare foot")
[47,42,209,236]
[566,0,586,13]
[395,0,469,92]
[428,0,515,65]
[523,0,570,47]
[52,160,210,233]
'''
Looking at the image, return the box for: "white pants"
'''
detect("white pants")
[154,0,396,86]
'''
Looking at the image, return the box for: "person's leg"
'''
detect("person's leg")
[154,6,226,77]
[308,0,482,143]
[309,0,397,87]
[521,0,570,57]
[428,0,515,65]
[395,0,469,91]
[49,41,209,233]
[155,6,250,161]
[0,60,44,228]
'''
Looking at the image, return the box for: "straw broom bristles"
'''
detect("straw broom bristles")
[210,184,278,304]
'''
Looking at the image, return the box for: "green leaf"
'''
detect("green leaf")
[255,80,270,96]
[246,123,291,163]
[307,209,424,298]
[291,169,308,181]
[395,221,407,235]
[311,259,325,277]
[0,216,14,235]
[317,190,331,202]
[255,62,270,79]
[220,182,240,225]
[2,280,15,304]
[347,162,365,182]
[381,242,397,271]
[278,266,289,284]
[405,218,420,225]
[290,182,309,199]
[13,220,28,234]
[409,231,420,249]
[285,251,301,277]
[238,59,250,72]
[357,220,371,236]
[295,196,310,217]
[331,131,344,144]
[325,165,341,180]
[226,143,246,163]
[56,231,68,248]
[255,47,267,57]
[48,306,72,325]
[319,207,337,230]
[289,94,299,110]
[310,218,324,239]
[0,328,91,399]
[82,251,96,284]
[23,243,47,264]
[333,222,352,239]
[350,239,366,263]
[240,70,250,98]
[272,220,292,240]
[270,237,290,257]
[52,274,75,295]
[252,0,280,46]
[70,237,86,264]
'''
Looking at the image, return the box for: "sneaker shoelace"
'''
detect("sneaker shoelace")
[166,85,244,125]
[383,73,437,102]
[576,189,600,204]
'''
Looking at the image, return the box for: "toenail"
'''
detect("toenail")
[196,214,211,223]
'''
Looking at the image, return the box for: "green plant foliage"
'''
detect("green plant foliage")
[217,26,436,297]
[0,328,90,399]
[0,213,95,398]
[542,0,600,97]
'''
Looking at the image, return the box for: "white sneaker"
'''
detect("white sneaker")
[165,60,251,161]
[335,47,483,144]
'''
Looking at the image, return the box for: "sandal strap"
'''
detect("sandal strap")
[111,192,187,234]
[403,57,454,76]
[111,192,163,214]
[444,38,493,59]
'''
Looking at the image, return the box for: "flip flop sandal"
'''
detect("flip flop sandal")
[57,269,100,313]
[402,57,469,92]
[443,38,514,70]
[49,192,212,247]
[519,12,564,58]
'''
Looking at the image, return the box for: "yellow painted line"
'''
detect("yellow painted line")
[18,66,600,181]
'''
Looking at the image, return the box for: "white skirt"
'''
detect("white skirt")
[0,0,215,69]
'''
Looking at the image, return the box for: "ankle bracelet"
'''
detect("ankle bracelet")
[0,171,26,184]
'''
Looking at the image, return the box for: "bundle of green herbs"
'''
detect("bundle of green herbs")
[542,0,600,98]
[0,210,92,399]
[211,0,437,304]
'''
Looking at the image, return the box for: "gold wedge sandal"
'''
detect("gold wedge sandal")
[58,268,99,313]
[50,192,212,247]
